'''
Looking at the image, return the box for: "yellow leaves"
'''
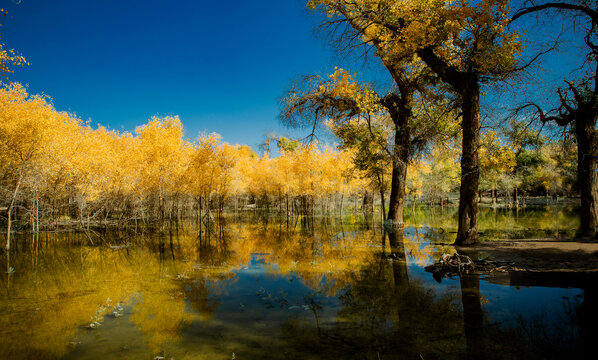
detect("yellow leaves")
[134,115,190,194]
[243,141,360,199]
[306,0,521,76]
[0,83,78,187]
[183,133,255,199]
[479,130,516,178]
[318,68,382,115]
[0,10,27,81]
[0,82,367,211]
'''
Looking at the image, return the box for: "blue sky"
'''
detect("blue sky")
[1,0,588,148]
[1,0,344,148]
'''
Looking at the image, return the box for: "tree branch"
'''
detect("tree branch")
[511,2,598,23]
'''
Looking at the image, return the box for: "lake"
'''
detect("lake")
[1,206,594,359]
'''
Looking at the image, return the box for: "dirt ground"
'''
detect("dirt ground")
[458,239,598,273]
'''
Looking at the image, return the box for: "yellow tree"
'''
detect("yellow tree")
[136,116,190,222]
[0,83,78,249]
[213,143,251,213]
[307,0,523,244]
[184,133,221,204]
[281,66,454,226]
[226,144,256,210]
[420,142,461,206]
[273,148,298,214]
[479,131,516,204]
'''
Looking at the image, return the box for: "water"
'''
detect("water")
[0,206,594,359]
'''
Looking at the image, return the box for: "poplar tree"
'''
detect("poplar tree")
[304,0,523,244]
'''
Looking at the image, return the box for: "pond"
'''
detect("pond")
[0,206,594,359]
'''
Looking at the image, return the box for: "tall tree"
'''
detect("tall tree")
[282,1,466,227]
[512,0,598,235]
[281,66,453,227]
[306,0,523,245]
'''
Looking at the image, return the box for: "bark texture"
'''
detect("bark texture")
[456,80,481,245]
[576,114,598,234]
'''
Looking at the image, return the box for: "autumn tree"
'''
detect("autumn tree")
[421,141,461,206]
[0,83,81,249]
[135,116,191,223]
[304,0,523,245]
[281,59,455,228]
[512,0,598,235]
[479,131,517,204]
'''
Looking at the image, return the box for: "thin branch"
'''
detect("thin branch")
[511,2,598,23]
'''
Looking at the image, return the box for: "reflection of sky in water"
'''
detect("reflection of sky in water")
[408,265,584,329]
[479,281,583,328]
[403,225,587,334]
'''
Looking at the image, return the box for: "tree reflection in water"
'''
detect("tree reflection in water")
[0,212,595,359]
[280,229,464,359]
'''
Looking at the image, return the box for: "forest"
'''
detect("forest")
[0,1,598,249]
[1,1,598,359]
[0,81,580,244]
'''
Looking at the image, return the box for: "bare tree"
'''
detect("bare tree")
[512,0,598,235]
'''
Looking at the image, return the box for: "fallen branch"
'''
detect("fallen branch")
[425,253,518,281]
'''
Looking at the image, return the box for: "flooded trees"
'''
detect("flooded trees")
[280,37,458,229]
[0,84,81,250]
[0,84,370,240]
[303,0,523,245]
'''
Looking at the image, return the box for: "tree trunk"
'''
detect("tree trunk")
[377,174,387,223]
[363,191,373,214]
[382,89,412,228]
[455,80,480,245]
[387,125,410,227]
[416,48,480,245]
[412,193,417,212]
[5,170,24,251]
[577,115,598,235]
[493,186,498,206]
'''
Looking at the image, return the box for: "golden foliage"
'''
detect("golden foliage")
[0,83,370,224]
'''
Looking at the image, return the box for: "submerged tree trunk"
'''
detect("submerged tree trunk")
[383,91,412,228]
[387,123,410,227]
[577,114,598,235]
[455,80,480,245]
[416,48,480,245]
[378,174,387,223]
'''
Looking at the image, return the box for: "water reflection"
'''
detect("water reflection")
[0,208,593,359]
[279,231,464,359]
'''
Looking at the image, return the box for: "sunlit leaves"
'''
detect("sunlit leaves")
[307,0,522,78]
[0,84,371,222]
[0,9,27,81]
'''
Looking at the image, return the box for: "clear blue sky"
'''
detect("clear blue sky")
[1,0,588,148]
[1,0,341,148]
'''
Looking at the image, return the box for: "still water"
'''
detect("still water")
[0,206,594,359]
